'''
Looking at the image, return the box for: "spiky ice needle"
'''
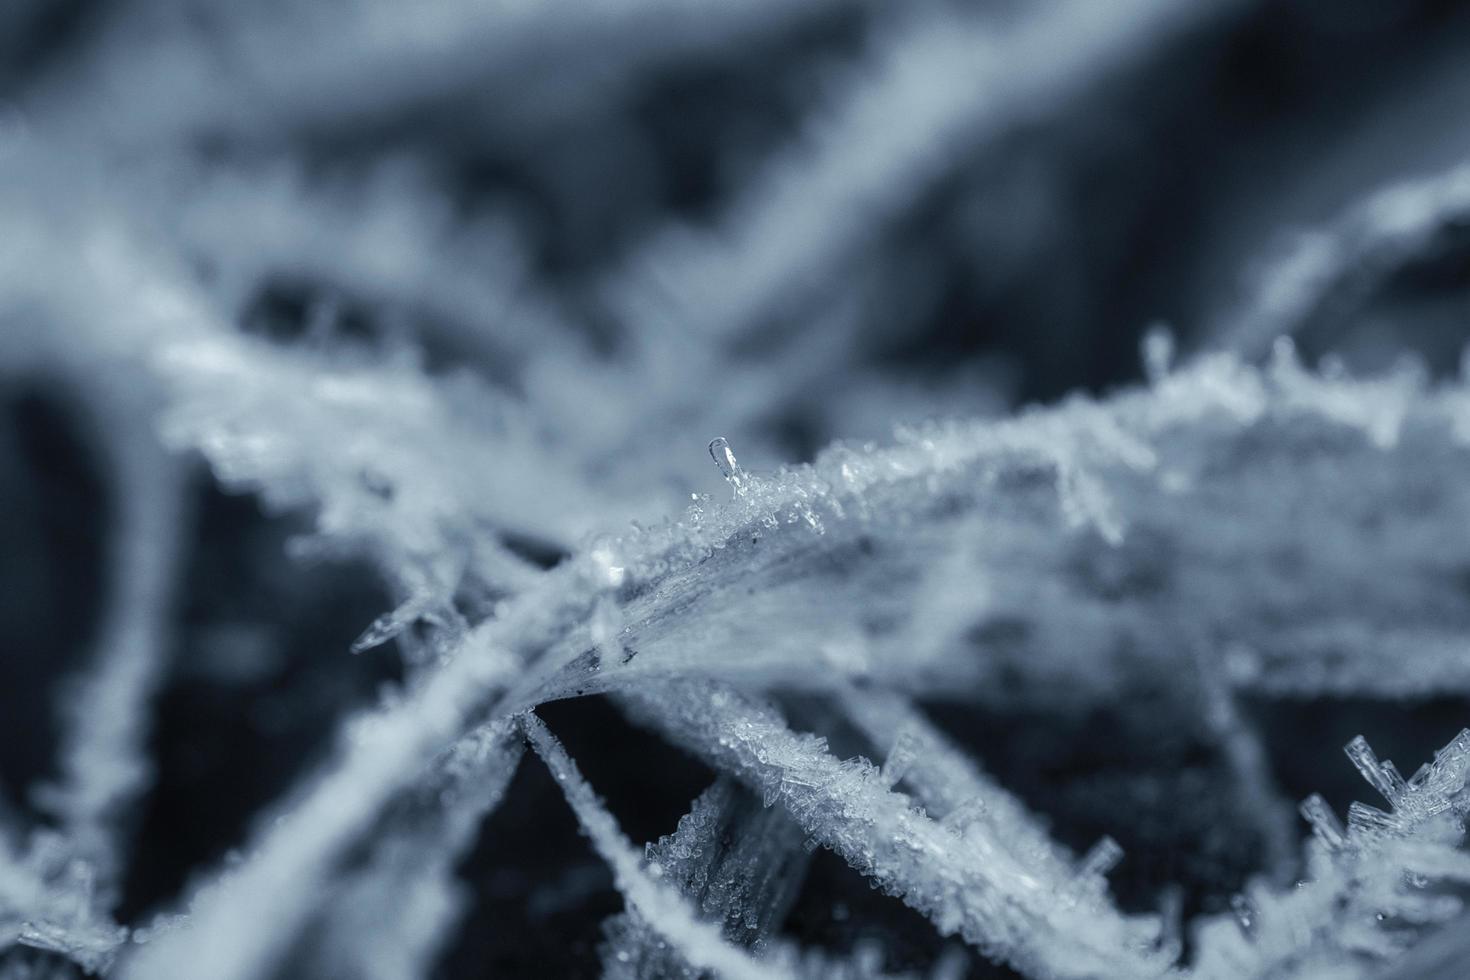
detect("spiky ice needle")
[709,437,746,496]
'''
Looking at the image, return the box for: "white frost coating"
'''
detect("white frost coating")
[521,714,795,980]
[19,283,1470,973]
[154,329,604,576]
[507,352,1470,715]
[618,680,1173,979]
[55,147,1470,706]
[7,1,1470,975]
[16,164,1470,973]
[11,312,1470,976]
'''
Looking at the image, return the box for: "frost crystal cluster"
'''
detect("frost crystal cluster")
[4,2,1470,979]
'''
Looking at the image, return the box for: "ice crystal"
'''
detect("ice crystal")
[1188,727,1470,978]
[708,438,747,497]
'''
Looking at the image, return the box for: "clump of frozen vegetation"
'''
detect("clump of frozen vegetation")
[5,1,1470,978]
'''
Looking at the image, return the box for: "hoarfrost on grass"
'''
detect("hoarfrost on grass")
[6,2,1470,978]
